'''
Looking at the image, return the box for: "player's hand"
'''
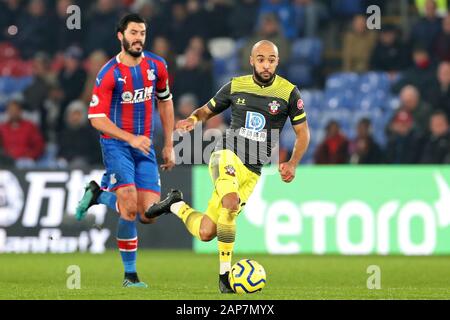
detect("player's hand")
[175,118,196,132]
[129,135,151,155]
[160,146,175,171]
[279,162,296,183]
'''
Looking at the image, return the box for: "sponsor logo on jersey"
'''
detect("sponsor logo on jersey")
[245,111,266,131]
[121,86,153,104]
[268,100,281,115]
[241,111,267,142]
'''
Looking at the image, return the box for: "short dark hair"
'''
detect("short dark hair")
[431,110,449,121]
[116,13,147,34]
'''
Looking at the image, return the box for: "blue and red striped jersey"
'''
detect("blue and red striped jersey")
[88,51,172,139]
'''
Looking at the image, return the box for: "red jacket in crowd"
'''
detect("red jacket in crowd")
[0,119,45,160]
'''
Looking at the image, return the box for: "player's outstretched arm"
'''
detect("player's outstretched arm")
[157,99,175,171]
[90,117,151,155]
[175,105,215,132]
[279,121,310,183]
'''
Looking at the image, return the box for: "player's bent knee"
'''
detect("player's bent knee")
[199,226,216,242]
[221,193,240,212]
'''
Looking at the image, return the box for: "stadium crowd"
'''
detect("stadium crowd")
[0,0,449,168]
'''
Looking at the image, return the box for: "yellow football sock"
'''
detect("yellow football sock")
[217,207,237,275]
[177,204,202,240]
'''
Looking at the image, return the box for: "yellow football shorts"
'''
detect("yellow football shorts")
[205,149,260,223]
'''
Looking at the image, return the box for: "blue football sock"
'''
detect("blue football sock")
[117,218,138,274]
[98,191,118,212]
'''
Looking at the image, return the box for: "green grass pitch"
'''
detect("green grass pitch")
[0,250,449,299]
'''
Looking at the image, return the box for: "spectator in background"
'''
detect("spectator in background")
[0,100,45,165]
[396,85,432,134]
[205,0,233,39]
[410,0,442,53]
[349,118,383,164]
[433,14,450,62]
[175,93,197,122]
[415,0,448,17]
[0,0,24,41]
[392,46,436,97]
[23,52,57,129]
[151,36,176,74]
[420,111,450,163]
[168,2,196,54]
[84,0,120,56]
[228,0,259,39]
[370,24,411,73]
[385,110,424,164]
[173,47,213,105]
[240,13,290,73]
[427,61,450,119]
[13,0,52,59]
[80,50,109,104]
[342,15,377,73]
[314,120,349,164]
[56,45,87,130]
[57,100,101,167]
[293,0,329,38]
[187,36,213,72]
[132,0,170,40]
[258,0,296,39]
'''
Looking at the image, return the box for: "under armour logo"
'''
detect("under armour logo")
[118,76,127,84]
[236,98,246,105]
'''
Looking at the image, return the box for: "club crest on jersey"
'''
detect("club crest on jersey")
[110,173,117,185]
[224,165,236,177]
[121,86,153,104]
[268,100,281,115]
[147,69,156,81]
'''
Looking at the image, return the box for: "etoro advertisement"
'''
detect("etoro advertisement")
[194,166,450,255]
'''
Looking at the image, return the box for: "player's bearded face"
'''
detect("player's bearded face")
[253,65,275,84]
[251,54,278,84]
[122,34,144,58]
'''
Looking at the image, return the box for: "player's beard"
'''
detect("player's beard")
[122,37,144,58]
[253,66,275,85]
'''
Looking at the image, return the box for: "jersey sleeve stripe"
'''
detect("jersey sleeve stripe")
[88,113,107,118]
[293,113,306,122]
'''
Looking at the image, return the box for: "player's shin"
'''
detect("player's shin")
[117,217,138,277]
[217,208,236,275]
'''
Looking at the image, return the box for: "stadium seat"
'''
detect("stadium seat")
[291,38,323,66]
[208,38,237,60]
[325,72,360,92]
[287,63,313,87]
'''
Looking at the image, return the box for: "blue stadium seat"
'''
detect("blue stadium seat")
[325,72,359,92]
[359,72,390,93]
[287,63,313,87]
[291,38,323,66]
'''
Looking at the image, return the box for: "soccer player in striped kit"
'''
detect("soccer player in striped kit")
[75,14,175,288]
